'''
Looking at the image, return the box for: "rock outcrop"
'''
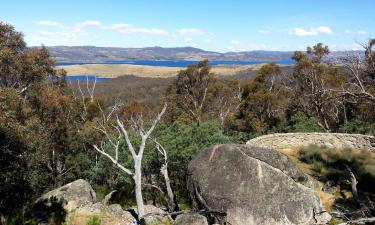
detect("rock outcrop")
[34,179,136,225]
[37,179,97,210]
[33,179,176,225]
[142,204,173,225]
[67,203,136,225]
[246,132,375,151]
[174,213,209,225]
[187,144,331,225]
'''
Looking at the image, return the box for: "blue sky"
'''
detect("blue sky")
[1,0,374,52]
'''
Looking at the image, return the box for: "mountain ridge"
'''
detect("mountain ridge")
[44,46,363,62]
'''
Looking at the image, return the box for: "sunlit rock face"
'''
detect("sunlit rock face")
[187,144,331,225]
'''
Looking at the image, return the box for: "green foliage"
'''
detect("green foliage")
[153,120,230,198]
[235,63,291,133]
[86,215,101,225]
[1,21,375,222]
[298,145,375,193]
[285,111,324,132]
[339,119,375,135]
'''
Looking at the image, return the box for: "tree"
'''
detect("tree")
[0,22,63,94]
[174,60,215,125]
[236,63,291,133]
[341,38,375,103]
[291,43,344,131]
[151,139,178,213]
[93,103,167,220]
[210,79,243,130]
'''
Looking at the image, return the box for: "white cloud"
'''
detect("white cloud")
[257,29,271,34]
[204,39,212,43]
[231,40,240,44]
[104,23,168,35]
[184,37,193,42]
[178,28,205,35]
[36,20,63,27]
[289,26,333,36]
[76,20,102,28]
[357,30,368,35]
[344,30,368,35]
[31,29,87,43]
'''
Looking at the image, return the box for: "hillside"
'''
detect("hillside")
[47,46,363,63]
[48,46,294,62]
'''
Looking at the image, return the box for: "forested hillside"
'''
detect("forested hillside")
[1,22,374,225]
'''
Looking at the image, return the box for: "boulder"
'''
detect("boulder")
[187,144,331,225]
[174,213,208,225]
[37,179,96,210]
[66,202,136,225]
[34,179,137,225]
[142,204,173,225]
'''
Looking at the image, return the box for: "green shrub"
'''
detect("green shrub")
[298,145,375,193]
[285,111,324,132]
[86,215,101,225]
[339,119,375,136]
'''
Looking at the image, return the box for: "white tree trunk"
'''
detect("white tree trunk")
[161,164,176,212]
[134,157,145,218]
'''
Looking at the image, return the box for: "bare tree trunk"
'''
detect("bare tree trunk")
[153,139,179,213]
[93,103,167,221]
[134,157,145,218]
[344,164,361,208]
[161,164,177,212]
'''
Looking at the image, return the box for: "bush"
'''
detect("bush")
[86,215,101,225]
[298,145,375,193]
[285,111,324,132]
[339,119,375,136]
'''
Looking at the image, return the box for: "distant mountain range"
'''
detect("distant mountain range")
[46,46,363,63]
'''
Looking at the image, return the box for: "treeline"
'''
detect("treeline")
[0,22,374,224]
[164,43,375,135]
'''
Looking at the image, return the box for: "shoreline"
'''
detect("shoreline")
[57,63,267,78]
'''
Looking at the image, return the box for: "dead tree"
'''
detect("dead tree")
[71,75,97,120]
[93,103,167,219]
[152,139,179,213]
[341,50,375,103]
[344,164,361,208]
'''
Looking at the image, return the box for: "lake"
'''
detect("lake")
[49,76,111,81]
[56,59,295,67]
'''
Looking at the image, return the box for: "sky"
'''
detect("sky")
[1,0,374,52]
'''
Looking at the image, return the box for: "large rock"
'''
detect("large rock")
[37,179,96,210]
[174,213,208,225]
[141,204,173,225]
[66,203,136,225]
[246,132,375,151]
[34,179,136,225]
[187,144,331,225]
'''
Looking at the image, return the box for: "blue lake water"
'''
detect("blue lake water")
[66,75,111,81]
[50,76,111,81]
[56,59,295,67]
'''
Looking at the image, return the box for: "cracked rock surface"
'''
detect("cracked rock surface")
[187,144,331,225]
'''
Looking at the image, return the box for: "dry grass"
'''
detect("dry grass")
[58,63,262,78]
[276,148,336,210]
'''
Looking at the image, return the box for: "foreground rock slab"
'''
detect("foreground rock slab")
[187,144,331,225]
